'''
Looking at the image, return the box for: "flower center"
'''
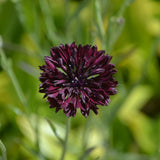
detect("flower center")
[71,76,84,87]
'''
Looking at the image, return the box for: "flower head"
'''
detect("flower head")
[39,42,118,117]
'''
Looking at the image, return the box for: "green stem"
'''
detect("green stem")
[0,48,27,111]
[93,0,105,49]
[46,118,63,144]
[60,118,70,160]
[0,140,7,160]
[64,0,69,38]
[8,66,27,108]
[35,115,40,153]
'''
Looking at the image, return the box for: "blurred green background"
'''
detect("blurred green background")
[0,0,160,159]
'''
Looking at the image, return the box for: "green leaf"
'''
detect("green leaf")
[118,85,157,154]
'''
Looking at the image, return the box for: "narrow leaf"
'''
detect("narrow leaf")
[45,118,64,144]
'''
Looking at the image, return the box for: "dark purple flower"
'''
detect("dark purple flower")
[39,42,118,117]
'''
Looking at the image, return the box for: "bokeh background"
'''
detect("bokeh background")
[0,0,160,159]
